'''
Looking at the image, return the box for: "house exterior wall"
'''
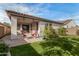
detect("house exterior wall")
[52,23,61,29]
[10,15,78,38]
[52,23,62,34]
[63,20,78,35]
[64,21,76,28]
[6,10,79,38]
[38,21,61,36]
[66,27,79,35]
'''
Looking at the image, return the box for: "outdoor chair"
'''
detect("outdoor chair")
[31,30,38,38]
[21,30,32,39]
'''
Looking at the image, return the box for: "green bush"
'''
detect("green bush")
[71,37,79,42]
[71,43,79,56]
[43,46,72,56]
[0,54,7,56]
[0,44,9,53]
[41,37,79,56]
[58,27,66,36]
[43,24,58,40]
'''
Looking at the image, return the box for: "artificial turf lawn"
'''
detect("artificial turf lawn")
[10,42,43,56]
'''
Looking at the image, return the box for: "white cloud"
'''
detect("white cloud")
[0,9,10,24]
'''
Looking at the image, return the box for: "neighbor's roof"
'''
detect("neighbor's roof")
[6,10,63,25]
[60,19,72,25]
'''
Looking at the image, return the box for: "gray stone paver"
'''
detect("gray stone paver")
[2,35,42,47]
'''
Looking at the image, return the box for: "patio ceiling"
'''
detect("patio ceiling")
[17,17,39,24]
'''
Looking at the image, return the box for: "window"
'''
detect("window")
[67,25,68,28]
[49,23,52,26]
[45,23,52,27]
[45,23,48,27]
[22,25,29,32]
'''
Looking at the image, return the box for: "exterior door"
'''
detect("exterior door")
[22,25,29,32]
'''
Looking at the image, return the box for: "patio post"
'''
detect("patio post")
[11,16,17,40]
[38,22,41,37]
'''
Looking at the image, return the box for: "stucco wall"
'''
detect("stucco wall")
[38,21,62,36]
[52,23,61,29]
[64,21,76,28]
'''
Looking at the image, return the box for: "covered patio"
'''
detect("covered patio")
[3,10,45,47]
[17,17,39,39]
[6,10,43,40]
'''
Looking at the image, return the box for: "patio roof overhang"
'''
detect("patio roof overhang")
[6,10,63,25]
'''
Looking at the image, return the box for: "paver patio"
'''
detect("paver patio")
[2,35,43,47]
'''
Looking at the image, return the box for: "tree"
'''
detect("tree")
[43,24,58,40]
[58,27,66,36]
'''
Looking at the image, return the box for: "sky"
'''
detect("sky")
[0,3,79,25]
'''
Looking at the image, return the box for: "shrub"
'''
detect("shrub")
[43,24,58,40]
[43,46,72,56]
[0,44,9,53]
[41,37,79,56]
[0,54,7,56]
[58,27,66,36]
[61,39,73,51]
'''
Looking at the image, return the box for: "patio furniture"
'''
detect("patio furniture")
[17,30,22,35]
[21,31,28,37]
[31,30,38,38]
[21,30,32,39]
